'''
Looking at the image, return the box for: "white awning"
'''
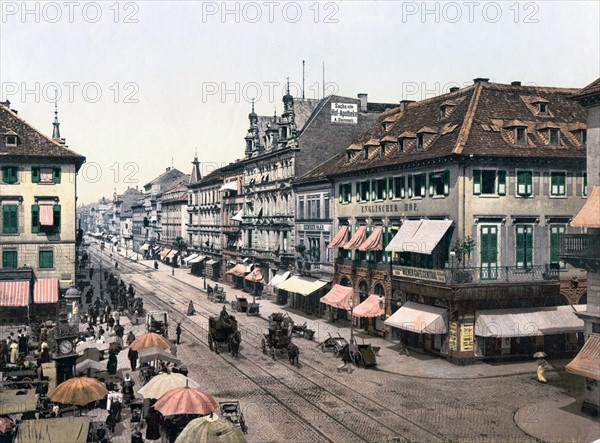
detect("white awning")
[384,301,448,334]
[219,181,238,192]
[269,271,290,287]
[276,276,329,296]
[183,253,199,263]
[206,259,220,265]
[188,255,207,264]
[232,209,244,222]
[475,305,585,337]
[140,243,150,251]
[167,250,178,259]
[385,219,453,255]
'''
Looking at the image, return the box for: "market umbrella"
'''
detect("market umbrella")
[129,333,171,351]
[138,347,181,366]
[175,414,246,443]
[48,376,108,406]
[75,359,105,374]
[533,352,547,358]
[138,372,200,399]
[84,408,110,422]
[108,341,123,354]
[0,417,14,434]
[154,384,218,417]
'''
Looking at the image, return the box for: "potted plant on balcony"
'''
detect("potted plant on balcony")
[451,236,475,283]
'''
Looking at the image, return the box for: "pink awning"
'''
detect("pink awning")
[320,284,354,310]
[0,281,30,307]
[34,278,59,304]
[343,226,367,249]
[40,205,54,226]
[352,294,385,318]
[328,225,349,249]
[358,226,383,251]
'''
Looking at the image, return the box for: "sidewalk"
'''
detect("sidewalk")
[136,259,559,380]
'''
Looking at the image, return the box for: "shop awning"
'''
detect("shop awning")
[352,294,385,318]
[276,276,329,296]
[358,226,383,251]
[206,259,220,266]
[226,264,247,277]
[384,301,448,334]
[385,220,453,254]
[320,284,354,310]
[270,270,290,287]
[232,209,244,222]
[244,268,265,283]
[571,186,600,228]
[566,335,600,380]
[140,243,150,251]
[15,417,91,443]
[475,305,585,337]
[183,253,199,263]
[188,255,207,264]
[159,248,171,258]
[0,280,30,307]
[343,226,367,249]
[219,181,238,192]
[328,225,349,248]
[166,250,178,259]
[34,278,59,304]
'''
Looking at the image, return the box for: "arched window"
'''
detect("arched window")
[340,277,352,287]
[373,283,384,296]
[358,281,368,302]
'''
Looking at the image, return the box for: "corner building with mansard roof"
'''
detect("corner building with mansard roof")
[319,79,589,364]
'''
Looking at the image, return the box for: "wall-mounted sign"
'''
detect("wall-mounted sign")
[460,323,474,352]
[392,266,447,283]
[331,103,358,124]
[358,203,418,214]
[302,224,331,232]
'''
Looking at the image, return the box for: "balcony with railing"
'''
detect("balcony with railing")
[560,234,600,267]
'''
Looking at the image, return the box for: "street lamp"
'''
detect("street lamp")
[449,250,456,283]
[349,297,355,346]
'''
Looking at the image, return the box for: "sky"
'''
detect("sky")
[1,1,599,204]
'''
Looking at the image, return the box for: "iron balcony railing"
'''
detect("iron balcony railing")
[560,234,600,261]
[390,264,559,285]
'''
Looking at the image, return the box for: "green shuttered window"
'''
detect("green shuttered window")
[2,166,18,184]
[2,204,18,234]
[39,250,54,269]
[2,251,18,268]
[515,224,534,270]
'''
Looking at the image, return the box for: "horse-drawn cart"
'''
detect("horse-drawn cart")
[208,316,241,357]
[348,338,378,368]
[261,313,299,366]
[283,314,315,340]
[231,296,248,313]
[146,311,169,338]
[219,401,248,434]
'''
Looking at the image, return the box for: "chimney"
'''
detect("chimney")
[357,93,368,112]
[473,78,489,84]
[511,81,521,86]
[399,100,415,111]
[166,167,171,172]
[449,86,459,93]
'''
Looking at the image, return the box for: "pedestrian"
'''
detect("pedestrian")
[187,300,195,316]
[107,316,115,331]
[126,331,136,347]
[122,373,135,404]
[337,344,353,373]
[170,343,177,357]
[154,260,159,270]
[115,261,118,269]
[145,407,161,441]
[537,358,548,383]
[9,340,18,364]
[98,326,106,340]
[18,330,28,354]
[128,347,138,371]
[107,352,118,375]
[106,410,116,433]
[176,323,182,345]
[89,267,94,279]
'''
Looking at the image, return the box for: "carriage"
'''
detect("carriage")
[207,285,226,303]
[219,401,248,434]
[282,313,315,340]
[317,333,349,356]
[261,313,300,366]
[146,311,169,337]
[231,295,248,313]
[208,316,241,357]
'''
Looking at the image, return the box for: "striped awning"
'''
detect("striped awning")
[328,225,349,249]
[320,284,354,310]
[358,226,383,251]
[159,248,171,258]
[344,226,367,249]
[0,280,30,307]
[34,278,59,304]
[566,335,600,380]
[352,294,385,318]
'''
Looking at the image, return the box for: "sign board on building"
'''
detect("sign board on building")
[331,103,358,124]
[460,323,474,352]
[449,322,458,352]
[392,266,447,283]
[302,224,331,232]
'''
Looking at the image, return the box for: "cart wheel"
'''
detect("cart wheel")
[354,353,365,368]
[22,377,34,389]
[261,338,267,355]
[333,345,340,357]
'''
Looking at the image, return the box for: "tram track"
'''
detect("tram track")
[89,247,444,442]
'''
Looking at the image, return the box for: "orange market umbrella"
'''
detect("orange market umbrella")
[48,376,108,406]
[129,332,171,351]
[154,385,218,416]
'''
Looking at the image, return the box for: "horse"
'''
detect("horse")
[228,330,242,358]
[287,343,300,366]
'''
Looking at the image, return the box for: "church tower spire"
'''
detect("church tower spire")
[52,91,61,140]
[190,148,202,184]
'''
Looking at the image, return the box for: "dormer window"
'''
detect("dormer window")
[5,135,17,146]
[380,144,385,158]
[578,129,587,145]
[538,103,548,114]
[363,146,369,159]
[398,138,404,153]
[382,122,388,132]
[347,152,352,162]
[516,127,527,145]
[549,128,560,145]
[416,134,424,150]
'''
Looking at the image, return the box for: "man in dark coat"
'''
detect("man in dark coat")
[107,352,118,375]
[122,374,135,404]
[145,407,161,441]
[175,324,182,345]
[128,347,138,371]
[18,330,28,354]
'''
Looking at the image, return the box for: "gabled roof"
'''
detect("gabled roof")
[118,187,143,216]
[0,103,86,169]
[315,82,586,177]
[573,78,600,101]
[144,168,187,190]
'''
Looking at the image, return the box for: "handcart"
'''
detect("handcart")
[317,333,349,356]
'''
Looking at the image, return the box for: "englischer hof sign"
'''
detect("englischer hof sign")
[331,103,358,124]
